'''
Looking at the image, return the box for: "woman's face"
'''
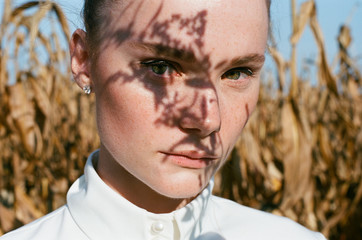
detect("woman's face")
[88,0,268,199]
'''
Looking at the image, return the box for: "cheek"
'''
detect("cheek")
[221,82,260,142]
[95,84,154,145]
[95,93,130,148]
[244,83,260,118]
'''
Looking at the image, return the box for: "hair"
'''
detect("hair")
[266,0,271,18]
[82,0,271,50]
[82,0,115,49]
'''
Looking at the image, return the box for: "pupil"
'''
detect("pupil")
[228,71,240,80]
[152,64,168,75]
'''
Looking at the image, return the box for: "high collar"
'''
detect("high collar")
[67,150,213,240]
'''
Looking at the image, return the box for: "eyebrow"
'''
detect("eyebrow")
[128,41,265,69]
[214,54,266,70]
[128,42,198,62]
[230,54,266,66]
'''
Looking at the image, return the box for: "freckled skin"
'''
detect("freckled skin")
[71,0,268,213]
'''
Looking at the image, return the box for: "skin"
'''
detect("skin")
[70,0,269,213]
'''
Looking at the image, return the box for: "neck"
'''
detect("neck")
[96,146,192,213]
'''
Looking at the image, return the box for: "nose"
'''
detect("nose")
[179,89,221,137]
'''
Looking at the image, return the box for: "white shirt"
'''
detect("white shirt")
[1,150,326,240]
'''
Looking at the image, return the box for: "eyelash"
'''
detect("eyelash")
[221,67,254,81]
[141,59,254,82]
[140,59,179,77]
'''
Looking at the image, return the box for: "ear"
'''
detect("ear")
[70,29,92,92]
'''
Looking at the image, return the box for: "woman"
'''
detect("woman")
[1,0,326,239]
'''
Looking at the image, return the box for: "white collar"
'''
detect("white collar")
[67,150,213,240]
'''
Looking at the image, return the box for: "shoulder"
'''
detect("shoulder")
[0,205,87,240]
[207,196,326,240]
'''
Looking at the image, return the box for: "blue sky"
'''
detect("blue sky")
[269,1,362,71]
[2,0,362,83]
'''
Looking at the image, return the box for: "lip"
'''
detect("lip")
[161,151,219,169]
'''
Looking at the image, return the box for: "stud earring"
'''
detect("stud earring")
[83,86,91,95]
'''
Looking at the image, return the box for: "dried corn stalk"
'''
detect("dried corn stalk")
[215,0,362,239]
[0,0,99,233]
[0,1,361,240]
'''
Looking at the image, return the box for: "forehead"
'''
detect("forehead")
[105,0,268,62]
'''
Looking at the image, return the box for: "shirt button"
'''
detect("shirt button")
[151,221,164,233]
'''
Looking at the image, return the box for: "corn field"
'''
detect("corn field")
[0,1,361,239]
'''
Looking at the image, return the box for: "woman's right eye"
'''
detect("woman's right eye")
[141,60,177,76]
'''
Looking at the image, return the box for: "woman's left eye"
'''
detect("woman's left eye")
[221,68,253,80]
[141,60,177,76]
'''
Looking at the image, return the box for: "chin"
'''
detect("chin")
[148,174,210,199]
[159,188,203,200]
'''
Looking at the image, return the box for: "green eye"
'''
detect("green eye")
[222,68,253,80]
[141,60,176,76]
[151,64,168,75]
[224,70,241,80]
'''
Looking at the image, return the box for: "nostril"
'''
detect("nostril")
[209,98,216,104]
[178,103,221,137]
[177,89,221,137]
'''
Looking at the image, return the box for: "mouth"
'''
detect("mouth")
[161,151,219,169]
